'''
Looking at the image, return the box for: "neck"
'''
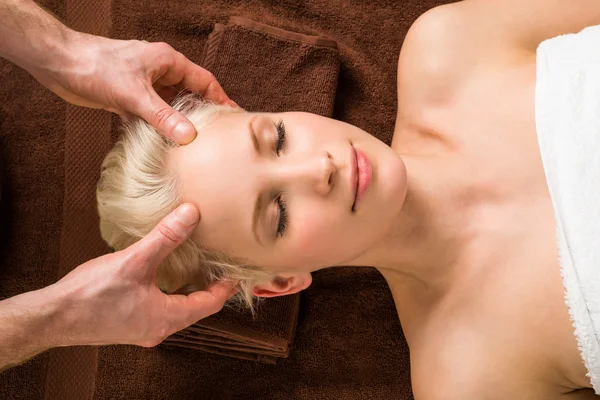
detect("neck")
[352,154,473,297]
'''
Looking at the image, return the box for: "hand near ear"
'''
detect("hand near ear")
[0,203,239,371]
[51,203,238,348]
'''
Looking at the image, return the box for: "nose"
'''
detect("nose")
[275,151,336,196]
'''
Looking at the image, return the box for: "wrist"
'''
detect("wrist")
[0,285,69,355]
[40,279,91,347]
[0,0,76,72]
[20,28,81,86]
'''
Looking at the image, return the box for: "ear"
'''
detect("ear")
[252,272,312,298]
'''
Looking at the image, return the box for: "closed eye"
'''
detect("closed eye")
[276,120,286,155]
[277,195,288,237]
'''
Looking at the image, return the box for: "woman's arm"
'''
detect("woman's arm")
[461,0,600,53]
[395,0,600,106]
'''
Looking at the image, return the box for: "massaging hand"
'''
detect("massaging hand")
[2,0,233,143]
[51,204,237,347]
[0,203,235,371]
[31,33,235,144]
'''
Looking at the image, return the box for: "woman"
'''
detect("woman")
[97,1,600,398]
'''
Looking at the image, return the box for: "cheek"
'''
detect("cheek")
[295,219,328,250]
[289,208,346,262]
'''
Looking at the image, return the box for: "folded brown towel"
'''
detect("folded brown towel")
[164,295,300,364]
[161,16,340,364]
[203,16,339,114]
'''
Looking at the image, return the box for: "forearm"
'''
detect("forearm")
[0,285,71,372]
[0,0,75,74]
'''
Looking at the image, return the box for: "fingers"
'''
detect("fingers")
[133,88,197,144]
[126,203,200,269]
[180,64,234,106]
[166,280,239,330]
[153,45,236,107]
[128,43,238,143]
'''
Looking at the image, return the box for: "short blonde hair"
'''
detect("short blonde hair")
[96,94,274,308]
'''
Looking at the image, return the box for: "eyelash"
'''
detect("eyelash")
[276,120,286,155]
[277,195,288,237]
[274,119,287,237]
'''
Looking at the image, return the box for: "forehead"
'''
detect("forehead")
[171,111,258,258]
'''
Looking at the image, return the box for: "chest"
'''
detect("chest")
[405,253,591,395]
[393,61,592,392]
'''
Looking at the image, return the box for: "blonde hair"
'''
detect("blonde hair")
[96,94,274,308]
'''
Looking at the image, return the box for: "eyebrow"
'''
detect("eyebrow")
[252,194,265,246]
[249,116,259,153]
[249,117,264,246]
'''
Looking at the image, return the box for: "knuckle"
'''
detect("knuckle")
[158,223,181,249]
[205,301,224,317]
[140,327,170,348]
[205,70,216,81]
[130,39,149,51]
[153,107,175,127]
[140,338,162,348]
[155,42,174,53]
[214,300,225,313]
[156,223,182,249]
[159,323,178,340]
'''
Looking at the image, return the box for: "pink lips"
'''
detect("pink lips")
[351,146,372,211]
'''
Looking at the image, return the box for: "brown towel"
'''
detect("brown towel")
[162,16,340,364]
[163,296,300,364]
[203,16,339,114]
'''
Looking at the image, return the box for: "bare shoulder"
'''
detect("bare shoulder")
[395,1,541,136]
[395,4,460,130]
[398,0,600,103]
[397,4,467,97]
[396,2,513,128]
[399,3,475,80]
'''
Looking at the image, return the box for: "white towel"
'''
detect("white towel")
[536,24,600,393]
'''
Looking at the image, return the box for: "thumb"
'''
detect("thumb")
[135,90,197,144]
[126,203,200,270]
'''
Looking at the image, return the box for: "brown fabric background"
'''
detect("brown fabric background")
[43,0,113,398]
[0,0,454,399]
[0,1,67,398]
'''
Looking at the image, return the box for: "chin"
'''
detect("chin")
[378,152,408,210]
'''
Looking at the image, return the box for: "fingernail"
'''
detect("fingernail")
[173,121,196,144]
[176,204,199,227]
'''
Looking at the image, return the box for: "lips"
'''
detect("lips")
[351,145,372,211]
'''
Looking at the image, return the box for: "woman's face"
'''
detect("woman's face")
[171,111,407,273]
